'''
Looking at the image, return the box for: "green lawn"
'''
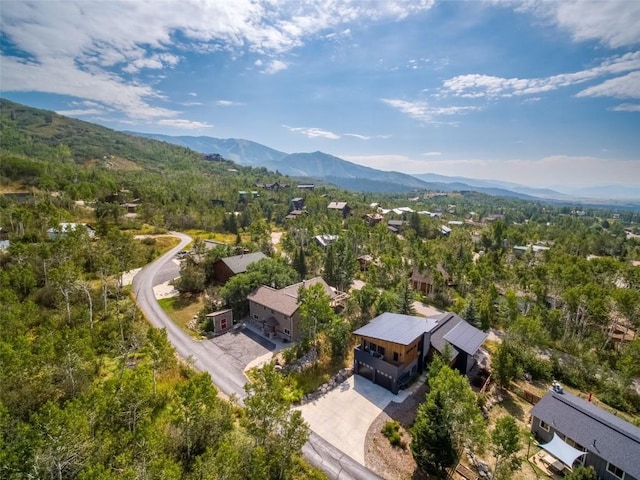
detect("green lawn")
[157,295,205,338]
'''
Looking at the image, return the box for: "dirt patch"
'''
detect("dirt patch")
[364,382,427,480]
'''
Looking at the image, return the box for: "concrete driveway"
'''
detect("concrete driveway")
[297,375,419,465]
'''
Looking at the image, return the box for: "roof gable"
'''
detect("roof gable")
[444,321,488,355]
[248,277,335,317]
[531,391,640,477]
[328,201,348,209]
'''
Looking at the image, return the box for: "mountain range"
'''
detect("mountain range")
[129,133,640,205]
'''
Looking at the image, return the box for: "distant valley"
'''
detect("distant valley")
[129,132,639,205]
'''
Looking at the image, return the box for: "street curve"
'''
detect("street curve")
[133,232,382,480]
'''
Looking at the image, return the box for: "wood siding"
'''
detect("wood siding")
[358,335,420,368]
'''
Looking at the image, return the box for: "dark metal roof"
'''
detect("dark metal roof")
[353,312,438,345]
[220,252,267,274]
[530,391,640,477]
[443,321,488,355]
[429,313,463,357]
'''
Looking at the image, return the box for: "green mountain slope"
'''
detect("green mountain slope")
[0,98,210,172]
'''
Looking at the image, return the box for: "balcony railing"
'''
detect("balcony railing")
[354,345,405,379]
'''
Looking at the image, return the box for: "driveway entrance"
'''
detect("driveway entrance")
[296,375,417,464]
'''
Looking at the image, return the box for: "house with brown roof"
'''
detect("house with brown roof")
[248,277,338,341]
[285,209,306,220]
[328,201,351,218]
[362,212,384,227]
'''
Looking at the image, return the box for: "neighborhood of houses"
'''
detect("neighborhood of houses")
[18,186,639,480]
[195,246,639,480]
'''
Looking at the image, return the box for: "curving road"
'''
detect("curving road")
[133,232,382,480]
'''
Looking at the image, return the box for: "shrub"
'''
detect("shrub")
[381,420,407,449]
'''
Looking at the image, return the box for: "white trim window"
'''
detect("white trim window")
[606,462,625,480]
[283,328,290,336]
[539,419,550,432]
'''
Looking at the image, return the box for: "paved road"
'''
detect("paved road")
[133,232,382,480]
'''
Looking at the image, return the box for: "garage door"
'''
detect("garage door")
[357,361,375,382]
[376,370,394,391]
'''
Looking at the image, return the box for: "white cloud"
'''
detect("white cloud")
[381,98,479,122]
[157,118,213,129]
[263,60,288,74]
[283,125,340,139]
[611,103,640,112]
[344,133,371,140]
[1,56,174,119]
[188,92,197,97]
[56,108,105,116]
[576,71,640,99]
[0,1,437,120]
[122,53,180,74]
[422,151,441,156]
[494,0,640,48]
[442,52,640,99]
[216,100,244,106]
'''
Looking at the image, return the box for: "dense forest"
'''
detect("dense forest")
[1,99,639,479]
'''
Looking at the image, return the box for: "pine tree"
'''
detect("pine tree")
[411,390,457,478]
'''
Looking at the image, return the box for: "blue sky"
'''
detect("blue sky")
[1,0,639,188]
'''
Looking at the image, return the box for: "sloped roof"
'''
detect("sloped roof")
[531,391,640,478]
[443,321,487,355]
[248,277,335,317]
[219,252,267,274]
[353,312,438,346]
[429,312,464,358]
[328,201,348,209]
[314,234,338,248]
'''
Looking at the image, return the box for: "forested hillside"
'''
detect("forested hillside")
[0,100,324,479]
[1,99,639,480]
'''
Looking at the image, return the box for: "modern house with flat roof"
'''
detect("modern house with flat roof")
[530,388,640,480]
[352,312,487,394]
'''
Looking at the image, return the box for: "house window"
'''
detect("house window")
[393,352,399,362]
[539,420,550,432]
[220,318,227,330]
[270,309,274,314]
[252,314,259,320]
[378,346,385,356]
[370,342,377,352]
[606,462,625,479]
[284,328,290,336]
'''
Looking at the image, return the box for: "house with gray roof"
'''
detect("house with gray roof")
[530,388,640,480]
[212,251,267,284]
[352,312,487,393]
[248,277,338,341]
